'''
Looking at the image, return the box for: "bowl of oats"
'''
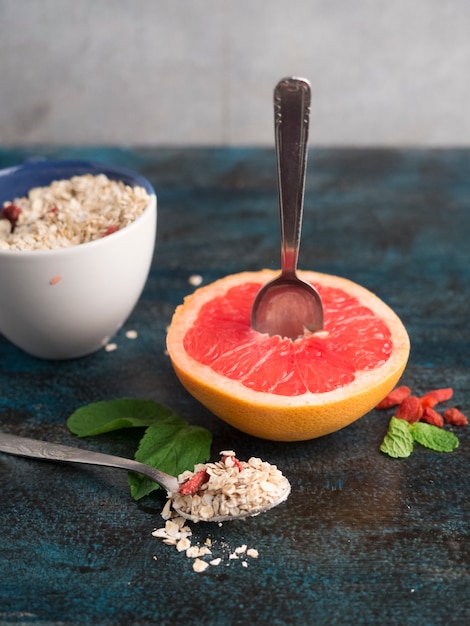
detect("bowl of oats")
[0,160,156,359]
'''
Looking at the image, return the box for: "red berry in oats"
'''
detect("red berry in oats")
[443,407,468,427]
[1,203,22,230]
[395,395,423,423]
[178,469,210,495]
[40,206,59,220]
[102,225,119,237]
[421,406,444,428]
[221,454,243,472]
[420,387,453,409]
[376,385,411,409]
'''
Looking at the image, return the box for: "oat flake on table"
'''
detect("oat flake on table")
[0,173,150,251]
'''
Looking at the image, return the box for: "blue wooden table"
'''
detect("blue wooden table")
[0,147,469,626]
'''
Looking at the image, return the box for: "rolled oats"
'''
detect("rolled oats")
[176,537,191,552]
[246,548,259,559]
[188,274,203,287]
[0,173,150,251]
[192,558,210,573]
[151,511,262,574]
[172,451,290,521]
[151,451,289,573]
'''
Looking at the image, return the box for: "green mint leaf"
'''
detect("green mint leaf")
[67,398,213,501]
[129,417,212,499]
[380,416,414,458]
[411,422,459,452]
[67,399,173,436]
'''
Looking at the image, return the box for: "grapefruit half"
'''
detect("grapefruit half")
[166,270,410,442]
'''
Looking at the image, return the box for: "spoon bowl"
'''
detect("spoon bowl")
[252,273,323,339]
[251,77,323,339]
[0,433,290,523]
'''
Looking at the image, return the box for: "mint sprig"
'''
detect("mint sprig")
[131,417,212,500]
[380,417,414,458]
[380,416,459,458]
[67,399,212,499]
[410,421,459,452]
[67,399,174,435]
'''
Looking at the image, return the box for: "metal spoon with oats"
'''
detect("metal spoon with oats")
[0,434,290,523]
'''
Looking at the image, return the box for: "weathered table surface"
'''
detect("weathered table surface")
[0,147,469,626]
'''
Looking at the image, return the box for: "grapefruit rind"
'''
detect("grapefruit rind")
[166,270,410,442]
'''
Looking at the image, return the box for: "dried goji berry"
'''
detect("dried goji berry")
[420,387,453,409]
[395,396,423,423]
[443,407,468,427]
[178,469,210,495]
[1,203,22,231]
[221,454,243,472]
[421,407,444,428]
[102,225,119,237]
[40,206,58,220]
[376,385,411,409]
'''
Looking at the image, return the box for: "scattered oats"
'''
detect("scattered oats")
[152,528,171,539]
[49,275,62,285]
[193,558,209,573]
[165,519,185,538]
[176,537,191,552]
[151,511,263,574]
[0,173,150,251]
[161,499,172,520]
[125,329,138,339]
[104,343,118,352]
[188,274,203,287]
[186,546,201,559]
[163,538,177,546]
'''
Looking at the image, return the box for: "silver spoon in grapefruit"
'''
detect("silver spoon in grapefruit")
[251,76,323,339]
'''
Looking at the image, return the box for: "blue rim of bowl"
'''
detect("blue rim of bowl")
[0,160,156,255]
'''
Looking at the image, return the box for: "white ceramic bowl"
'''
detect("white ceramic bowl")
[0,160,156,359]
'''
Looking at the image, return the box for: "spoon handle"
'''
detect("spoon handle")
[274,77,311,275]
[0,433,179,493]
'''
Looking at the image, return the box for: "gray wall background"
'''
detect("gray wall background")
[1,0,469,146]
